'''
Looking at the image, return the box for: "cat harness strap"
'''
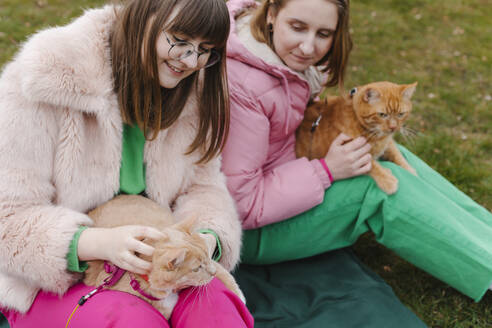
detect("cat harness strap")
[104,262,161,301]
[65,261,161,327]
[350,87,358,97]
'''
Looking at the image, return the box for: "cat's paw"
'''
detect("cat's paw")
[375,172,398,195]
[406,166,417,176]
[400,163,417,176]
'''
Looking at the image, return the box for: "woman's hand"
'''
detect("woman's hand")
[78,226,164,275]
[323,133,372,181]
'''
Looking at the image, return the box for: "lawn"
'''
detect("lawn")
[0,0,491,327]
[348,1,491,327]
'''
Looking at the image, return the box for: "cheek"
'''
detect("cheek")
[315,38,333,59]
[155,35,170,61]
[273,27,299,53]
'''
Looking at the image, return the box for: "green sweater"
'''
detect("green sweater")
[66,124,220,272]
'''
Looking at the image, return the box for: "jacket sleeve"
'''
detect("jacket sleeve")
[172,157,242,271]
[0,64,92,304]
[221,86,331,229]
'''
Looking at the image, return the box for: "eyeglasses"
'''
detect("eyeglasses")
[164,32,221,68]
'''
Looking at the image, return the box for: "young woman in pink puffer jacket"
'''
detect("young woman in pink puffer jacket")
[223,0,492,326]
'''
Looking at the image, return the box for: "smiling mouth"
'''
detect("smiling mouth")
[166,62,184,73]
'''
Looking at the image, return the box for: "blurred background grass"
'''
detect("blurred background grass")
[348,1,491,327]
[0,0,490,327]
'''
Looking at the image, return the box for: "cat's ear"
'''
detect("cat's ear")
[167,249,187,271]
[176,215,199,234]
[401,82,418,100]
[363,88,380,104]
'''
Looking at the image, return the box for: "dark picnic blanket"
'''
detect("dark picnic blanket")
[233,248,426,328]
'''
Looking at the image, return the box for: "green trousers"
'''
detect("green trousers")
[241,146,492,302]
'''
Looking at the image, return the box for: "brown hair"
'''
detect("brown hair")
[111,0,230,163]
[250,0,352,89]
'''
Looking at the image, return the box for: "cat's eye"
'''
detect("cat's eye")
[378,113,389,118]
[192,265,202,272]
[397,112,406,118]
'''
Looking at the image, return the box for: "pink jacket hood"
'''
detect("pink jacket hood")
[222,0,331,229]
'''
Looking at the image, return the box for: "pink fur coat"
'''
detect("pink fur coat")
[0,6,241,313]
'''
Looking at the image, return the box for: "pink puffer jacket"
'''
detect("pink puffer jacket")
[222,0,331,229]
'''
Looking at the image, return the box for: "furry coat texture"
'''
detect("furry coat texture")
[0,6,241,313]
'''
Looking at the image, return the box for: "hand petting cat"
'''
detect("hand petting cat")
[78,225,165,275]
[296,81,418,194]
[324,134,373,181]
[82,195,246,319]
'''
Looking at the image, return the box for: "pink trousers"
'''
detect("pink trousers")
[2,278,254,327]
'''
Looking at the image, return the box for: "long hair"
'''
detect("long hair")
[250,0,352,89]
[111,0,230,163]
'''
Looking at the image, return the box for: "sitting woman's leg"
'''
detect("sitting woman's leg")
[3,283,169,328]
[241,147,492,300]
[171,277,254,328]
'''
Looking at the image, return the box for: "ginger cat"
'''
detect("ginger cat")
[83,195,245,319]
[296,81,418,194]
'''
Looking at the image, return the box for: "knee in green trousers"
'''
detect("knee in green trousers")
[241,146,492,301]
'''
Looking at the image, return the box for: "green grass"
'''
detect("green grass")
[1,0,491,327]
[348,1,492,327]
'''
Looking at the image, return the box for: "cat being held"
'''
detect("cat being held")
[296,81,418,194]
[83,195,245,319]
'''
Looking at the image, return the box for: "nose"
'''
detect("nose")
[208,264,217,276]
[180,52,199,69]
[299,34,316,55]
[389,119,398,131]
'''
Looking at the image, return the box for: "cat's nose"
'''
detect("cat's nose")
[208,264,217,275]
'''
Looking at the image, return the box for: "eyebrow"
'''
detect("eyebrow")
[170,32,215,46]
[288,18,336,33]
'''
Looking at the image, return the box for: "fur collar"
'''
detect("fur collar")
[15,5,118,115]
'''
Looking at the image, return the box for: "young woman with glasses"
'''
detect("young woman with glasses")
[0,0,253,327]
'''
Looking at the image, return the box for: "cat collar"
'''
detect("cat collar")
[311,114,323,133]
[128,272,161,301]
[104,261,161,301]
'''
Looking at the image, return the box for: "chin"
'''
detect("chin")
[159,77,181,89]
[285,60,310,72]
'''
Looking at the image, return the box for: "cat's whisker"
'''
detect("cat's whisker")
[205,282,213,307]
[190,286,201,311]
[400,126,419,145]
[400,133,413,146]
[402,126,418,137]
[366,130,379,141]
[202,284,211,305]
[182,285,198,305]
[205,285,211,307]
